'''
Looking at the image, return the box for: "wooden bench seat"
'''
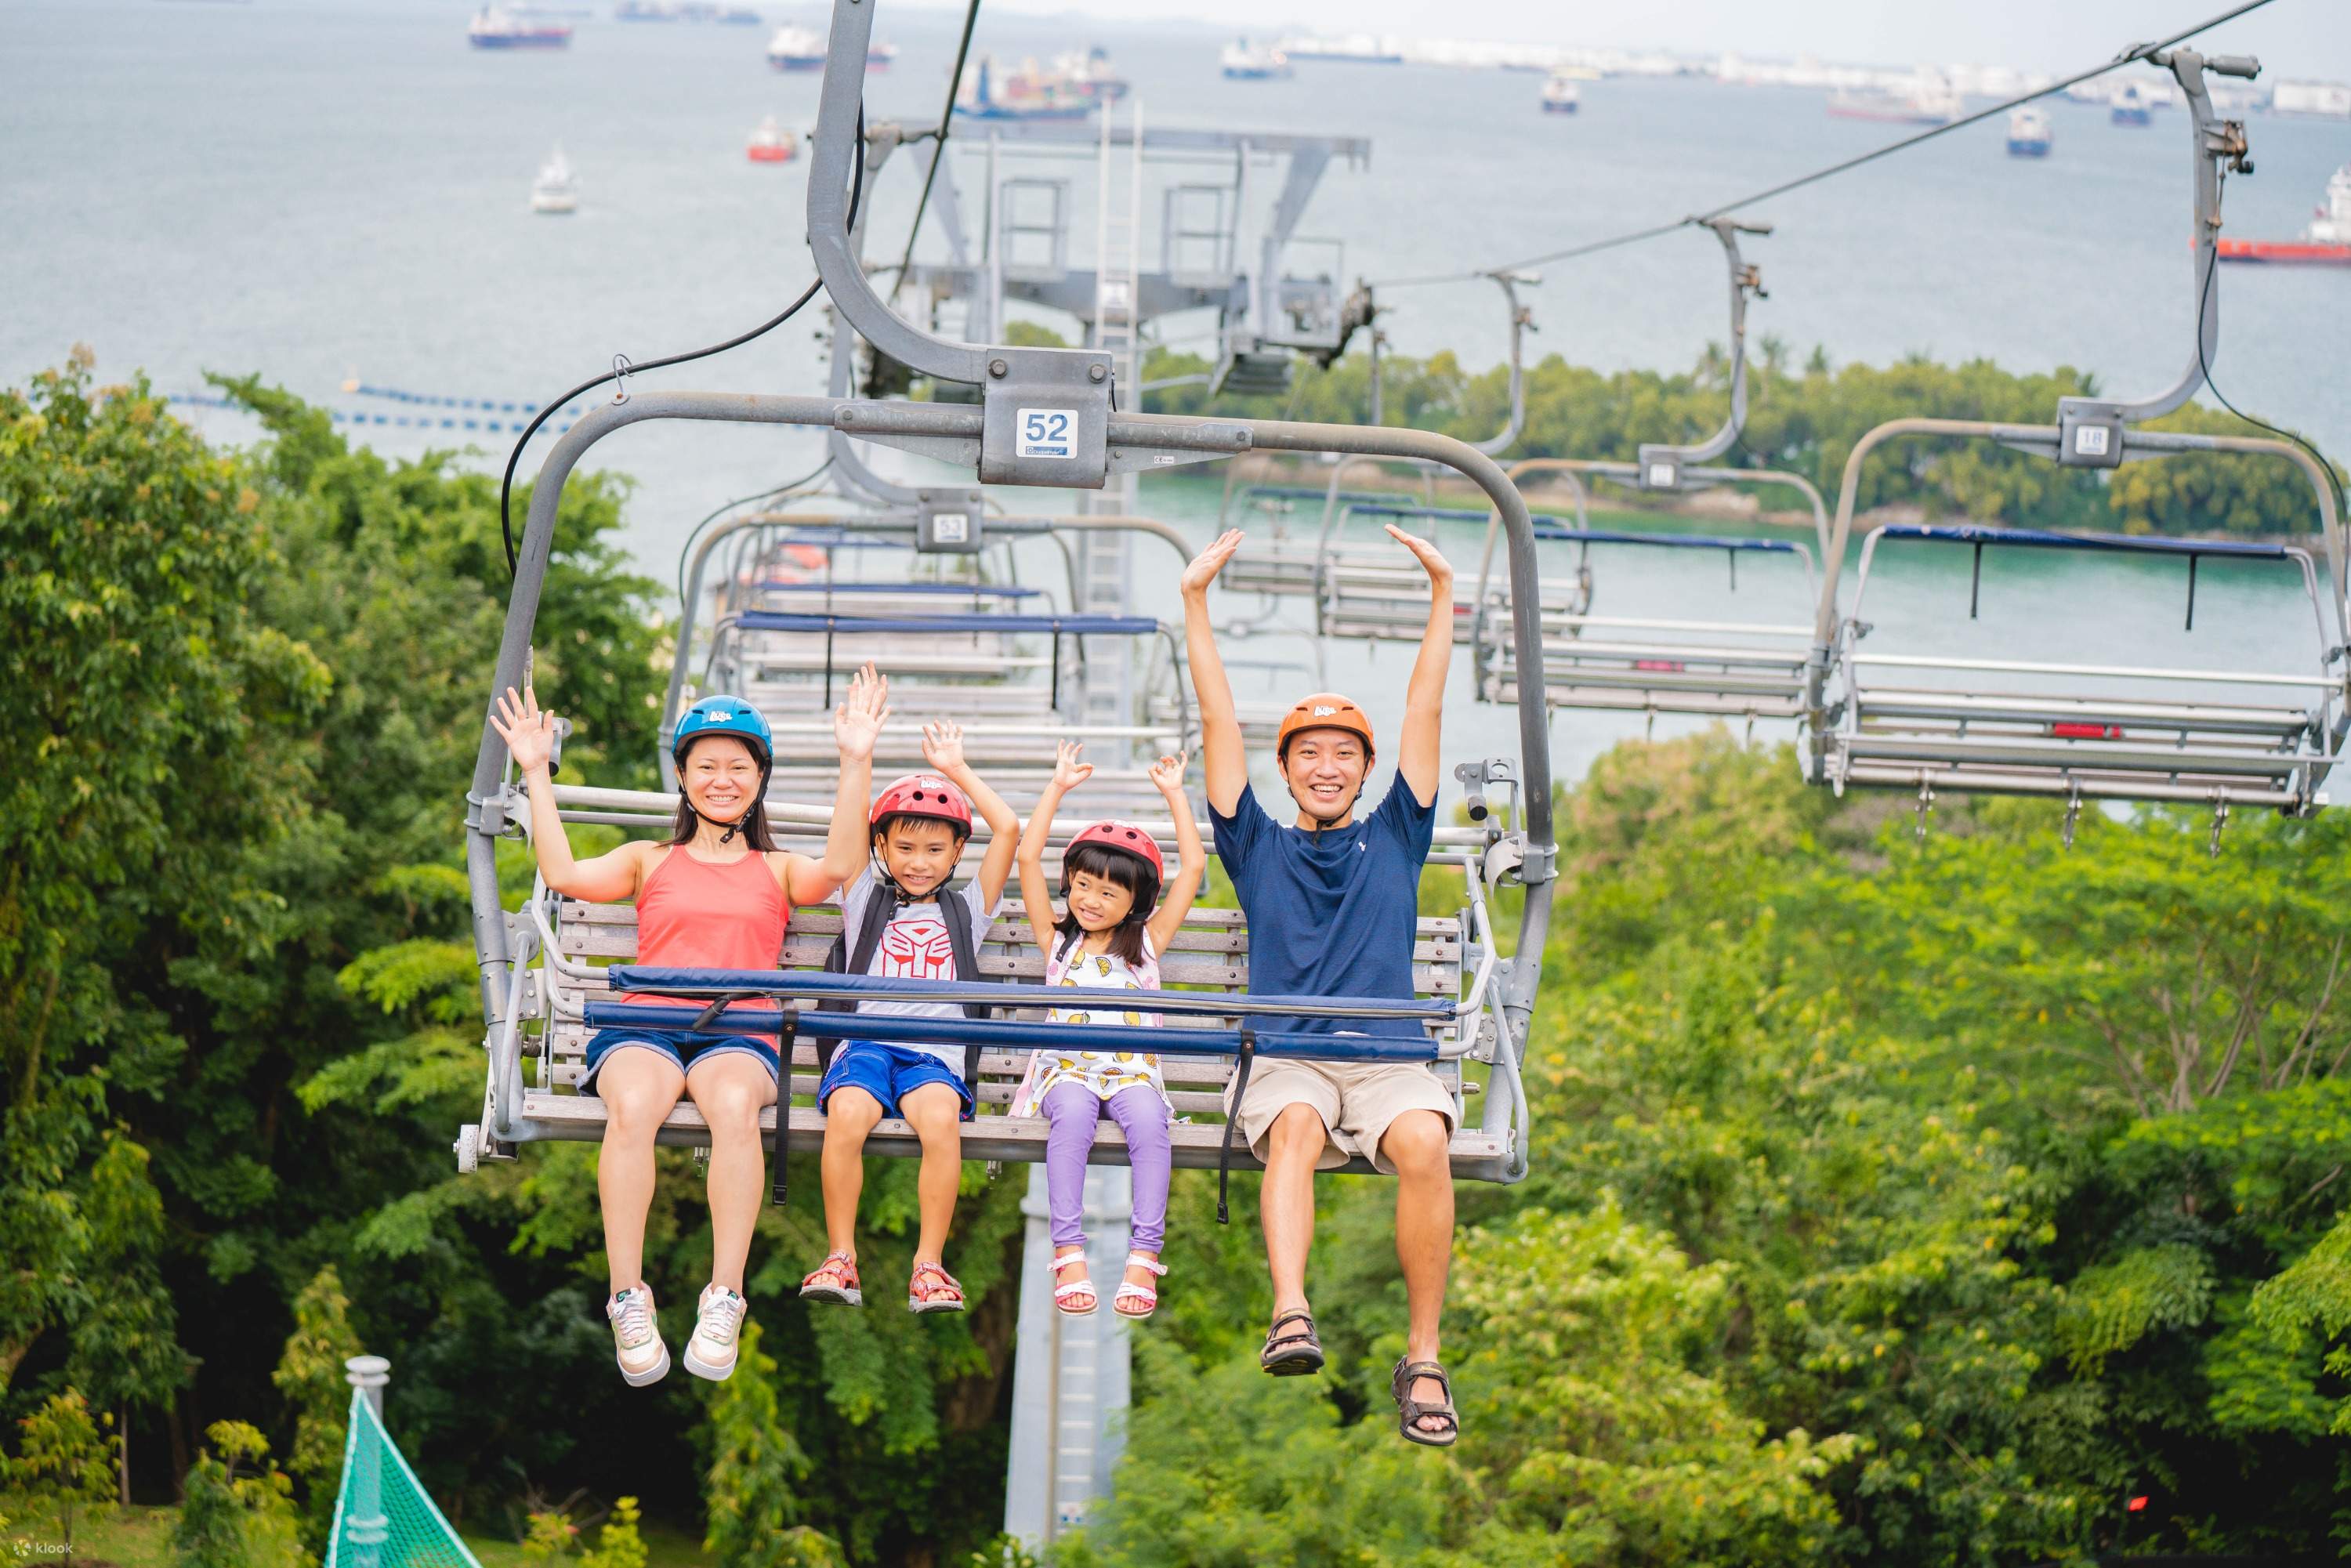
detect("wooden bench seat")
[510,894,1509,1179]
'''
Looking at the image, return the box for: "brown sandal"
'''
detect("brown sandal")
[1260,1309,1324,1376]
[1391,1358,1459,1447]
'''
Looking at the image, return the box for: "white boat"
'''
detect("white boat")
[766,24,822,70]
[2005,106,2052,157]
[1219,38,1291,81]
[469,4,572,47]
[766,22,887,71]
[531,146,578,213]
[2111,81,2155,125]
[1541,71,1580,114]
[745,114,796,162]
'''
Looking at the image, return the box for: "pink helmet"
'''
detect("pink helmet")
[870,773,973,833]
[1066,819,1165,880]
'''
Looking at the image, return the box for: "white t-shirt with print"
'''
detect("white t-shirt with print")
[836,867,1003,1075]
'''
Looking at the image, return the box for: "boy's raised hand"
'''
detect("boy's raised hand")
[1147,749,1189,798]
[1051,739,1092,793]
[921,719,968,775]
[833,662,890,762]
[1179,529,1246,598]
[491,684,558,775]
[1386,523,1454,589]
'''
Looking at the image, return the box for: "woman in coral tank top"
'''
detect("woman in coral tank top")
[494,664,888,1387]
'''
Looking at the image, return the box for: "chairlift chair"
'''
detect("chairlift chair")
[1801,49,2351,824]
[458,0,1559,1188]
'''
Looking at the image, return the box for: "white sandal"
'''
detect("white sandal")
[1112,1252,1167,1319]
[1052,1248,1097,1316]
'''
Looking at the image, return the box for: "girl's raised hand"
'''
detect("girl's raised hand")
[1051,740,1093,793]
[1147,749,1189,798]
[834,663,891,762]
[491,684,559,775]
[921,719,968,774]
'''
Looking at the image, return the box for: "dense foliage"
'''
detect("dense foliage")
[5,349,2349,1566]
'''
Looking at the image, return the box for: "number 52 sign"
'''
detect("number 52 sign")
[1016,407,1078,461]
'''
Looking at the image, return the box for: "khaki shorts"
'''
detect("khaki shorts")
[1227,1056,1455,1176]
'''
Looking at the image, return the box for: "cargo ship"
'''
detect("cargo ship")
[1541,71,1580,114]
[953,55,1093,121]
[2005,106,2052,157]
[1271,34,1403,64]
[2110,81,2155,125]
[2218,164,2351,265]
[469,5,573,48]
[1828,71,1961,125]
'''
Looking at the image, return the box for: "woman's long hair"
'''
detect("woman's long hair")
[1052,840,1160,970]
[667,740,778,852]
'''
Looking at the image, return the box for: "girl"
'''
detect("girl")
[491,666,888,1385]
[1012,741,1202,1318]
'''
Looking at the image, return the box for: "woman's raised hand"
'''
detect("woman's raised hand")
[1147,749,1189,798]
[491,684,559,775]
[1051,740,1093,793]
[834,663,891,762]
[921,719,968,774]
[1179,529,1246,598]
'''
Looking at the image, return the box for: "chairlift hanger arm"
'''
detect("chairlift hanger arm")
[2058,48,2259,433]
[1636,219,1769,480]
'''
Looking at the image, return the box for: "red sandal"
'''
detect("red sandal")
[907,1260,965,1314]
[798,1251,862,1307]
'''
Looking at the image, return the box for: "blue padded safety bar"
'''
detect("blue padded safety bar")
[1249,486,1395,502]
[1532,524,1803,554]
[604,966,1454,1022]
[768,528,914,549]
[734,610,1161,636]
[754,581,1042,597]
[1877,523,2293,559]
[1346,503,1496,524]
[582,1001,1441,1061]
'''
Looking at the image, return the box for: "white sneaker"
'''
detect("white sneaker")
[683,1284,747,1382]
[607,1284,670,1387]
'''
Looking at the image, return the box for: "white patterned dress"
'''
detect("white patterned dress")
[1010,934,1167,1115]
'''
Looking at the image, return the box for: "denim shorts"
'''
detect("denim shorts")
[580,1027,778,1096]
[817,1039,975,1120]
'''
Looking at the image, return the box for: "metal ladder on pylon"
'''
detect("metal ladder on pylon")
[1077,97,1145,741]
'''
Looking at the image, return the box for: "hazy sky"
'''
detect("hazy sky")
[890,0,2351,82]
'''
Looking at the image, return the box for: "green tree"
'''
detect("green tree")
[703,1320,843,1567]
[7,1389,115,1567]
[270,1266,360,1544]
[171,1421,306,1568]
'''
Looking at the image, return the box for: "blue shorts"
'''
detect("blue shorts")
[580,1027,778,1096]
[817,1039,975,1121]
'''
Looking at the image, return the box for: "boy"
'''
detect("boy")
[799,721,1020,1313]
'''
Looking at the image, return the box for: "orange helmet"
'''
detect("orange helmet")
[1276,693,1375,762]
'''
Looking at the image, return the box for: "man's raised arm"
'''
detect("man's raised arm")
[1179,529,1250,816]
[1386,523,1454,808]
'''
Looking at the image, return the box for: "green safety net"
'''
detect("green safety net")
[324,1389,482,1568]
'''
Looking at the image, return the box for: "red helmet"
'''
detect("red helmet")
[1066,819,1165,880]
[871,773,973,833]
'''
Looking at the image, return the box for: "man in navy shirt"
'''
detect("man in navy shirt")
[1183,522,1462,1447]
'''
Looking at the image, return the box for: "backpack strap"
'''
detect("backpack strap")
[936,888,994,1095]
[819,882,899,1078]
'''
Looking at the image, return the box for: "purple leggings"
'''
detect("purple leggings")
[1043,1081,1171,1253]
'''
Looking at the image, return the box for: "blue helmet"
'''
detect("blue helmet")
[672,695,773,768]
